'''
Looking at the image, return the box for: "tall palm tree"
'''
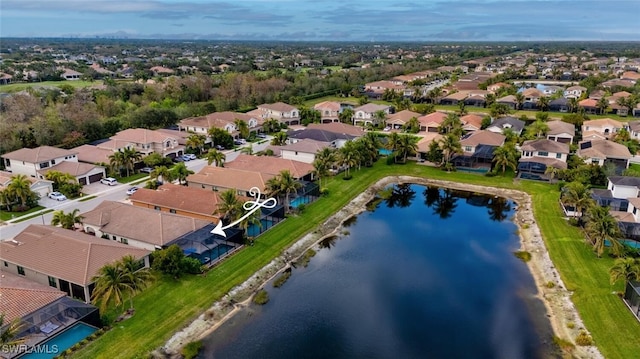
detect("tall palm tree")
[91,262,134,313]
[609,257,640,285]
[373,110,387,129]
[217,189,243,222]
[339,108,354,124]
[119,255,154,309]
[0,314,25,347]
[585,205,623,258]
[596,97,609,115]
[492,142,519,174]
[186,134,206,155]
[561,181,594,219]
[526,120,550,139]
[240,144,254,155]
[51,209,83,230]
[121,147,142,177]
[515,93,525,110]
[270,132,288,146]
[150,165,172,184]
[108,151,126,177]
[206,149,226,167]
[234,119,250,139]
[263,118,281,134]
[6,174,32,207]
[338,141,360,178]
[394,134,418,163]
[312,149,336,188]
[568,97,579,113]
[440,133,462,169]
[536,96,550,112]
[404,116,420,133]
[44,170,77,190]
[439,113,462,136]
[266,170,302,213]
[170,162,194,185]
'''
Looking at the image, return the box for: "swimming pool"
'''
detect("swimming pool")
[247,219,276,237]
[190,243,236,264]
[22,322,97,359]
[378,148,392,156]
[290,196,311,208]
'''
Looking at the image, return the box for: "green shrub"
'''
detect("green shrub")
[253,289,269,305]
[553,336,575,352]
[273,269,292,288]
[513,251,532,262]
[546,281,556,288]
[575,331,593,346]
[567,322,575,329]
[181,340,203,359]
[295,248,317,268]
[320,187,329,196]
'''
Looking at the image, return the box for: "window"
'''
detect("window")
[112,235,117,240]
[295,151,299,155]
[154,206,161,210]
[556,153,562,159]
[48,276,57,288]
[634,208,637,215]
[169,209,176,214]
[591,158,600,164]
[17,266,25,275]
[121,238,129,244]
[51,159,56,165]
[538,151,549,157]
[39,162,49,169]
[464,146,472,152]
[3,261,7,267]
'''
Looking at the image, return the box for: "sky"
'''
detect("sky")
[1,0,639,42]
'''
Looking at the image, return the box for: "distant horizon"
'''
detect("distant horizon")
[2,0,639,42]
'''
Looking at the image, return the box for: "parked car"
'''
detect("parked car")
[100,177,118,186]
[256,133,267,139]
[126,187,139,196]
[140,167,154,174]
[183,154,197,161]
[173,156,184,163]
[215,145,225,150]
[48,191,67,201]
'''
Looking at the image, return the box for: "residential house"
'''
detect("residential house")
[563,85,587,99]
[452,130,505,170]
[460,114,484,133]
[187,166,276,198]
[0,224,150,303]
[38,161,107,186]
[518,139,570,179]
[252,102,300,126]
[386,110,422,130]
[0,72,12,85]
[486,117,526,136]
[418,112,448,132]
[278,139,332,164]
[621,71,640,82]
[440,91,468,105]
[287,128,356,148]
[72,144,114,165]
[608,91,631,116]
[578,98,599,114]
[0,170,53,199]
[634,103,640,118]
[150,66,174,76]
[81,200,212,251]
[314,101,341,123]
[129,183,222,223]
[546,120,575,144]
[487,82,510,93]
[416,133,443,157]
[496,95,517,110]
[549,98,570,113]
[306,122,365,138]
[577,139,631,172]
[352,103,391,127]
[179,111,261,138]
[541,85,563,96]
[61,69,82,81]
[628,120,640,139]
[581,118,623,140]
[363,80,405,99]
[521,88,543,109]
[226,154,314,181]
[98,128,184,159]
[592,176,640,212]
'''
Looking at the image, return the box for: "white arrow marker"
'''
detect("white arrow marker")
[211,187,277,237]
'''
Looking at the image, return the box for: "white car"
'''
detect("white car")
[100,177,118,186]
[182,154,197,161]
[48,192,67,201]
[126,187,139,196]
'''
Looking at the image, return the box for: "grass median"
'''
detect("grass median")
[73,162,640,359]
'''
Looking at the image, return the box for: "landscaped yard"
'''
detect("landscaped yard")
[0,205,46,221]
[0,80,105,93]
[73,162,640,359]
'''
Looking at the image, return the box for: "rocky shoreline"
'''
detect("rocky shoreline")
[159,176,602,359]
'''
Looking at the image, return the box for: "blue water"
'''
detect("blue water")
[190,244,235,264]
[247,219,275,237]
[22,322,97,359]
[378,148,392,156]
[290,197,310,208]
[202,184,554,359]
[605,239,640,250]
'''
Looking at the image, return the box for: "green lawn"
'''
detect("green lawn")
[0,80,104,93]
[0,206,46,221]
[73,162,640,359]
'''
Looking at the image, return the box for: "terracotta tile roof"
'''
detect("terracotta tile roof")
[387,110,422,124]
[187,166,275,193]
[442,91,469,101]
[521,139,570,154]
[258,102,297,112]
[110,128,178,144]
[0,270,66,322]
[226,154,313,179]
[610,210,635,223]
[460,130,506,147]
[416,133,443,152]
[547,120,575,136]
[38,161,103,177]
[460,114,483,130]
[313,101,341,112]
[129,184,221,223]
[497,95,517,103]
[180,112,259,129]
[522,88,543,97]
[72,144,113,164]
[582,118,623,128]
[418,112,448,126]
[306,122,365,137]
[578,139,632,159]
[0,170,51,188]
[81,201,211,247]
[1,146,77,163]
[579,99,598,107]
[0,225,150,286]
[353,103,390,113]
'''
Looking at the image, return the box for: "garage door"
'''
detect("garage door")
[79,177,87,185]
[88,173,103,184]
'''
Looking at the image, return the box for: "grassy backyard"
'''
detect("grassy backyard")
[73,162,640,359]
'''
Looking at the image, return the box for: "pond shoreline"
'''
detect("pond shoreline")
[160,176,602,359]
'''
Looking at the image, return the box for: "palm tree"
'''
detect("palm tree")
[271,132,288,146]
[45,170,77,190]
[91,262,134,313]
[312,148,335,188]
[239,207,262,241]
[525,120,550,139]
[0,314,25,347]
[440,133,462,169]
[561,181,594,219]
[109,151,126,177]
[266,170,302,213]
[205,148,226,167]
[234,119,250,139]
[51,209,83,230]
[568,97,579,113]
[0,189,12,211]
[119,255,154,309]
[609,257,640,285]
[6,174,32,207]
[150,165,172,184]
[515,92,525,110]
[394,135,418,163]
[186,134,206,155]
[121,147,142,177]
[373,110,387,129]
[596,97,609,115]
[339,108,354,124]
[170,162,194,185]
[439,113,462,136]
[584,205,623,257]
[240,144,254,155]
[492,142,519,174]
[262,118,281,134]
[536,96,550,112]
[337,141,360,179]
[404,116,420,133]
[217,189,243,222]
[386,132,401,153]
[427,87,442,104]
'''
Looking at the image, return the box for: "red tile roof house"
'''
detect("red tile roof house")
[0,270,100,357]
[313,101,342,123]
[1,146,106,185]
[439,91,469,105]
[418,111,448,133]
[249,102,300,126]
[581,118,624,140]
[352,103,391,127]
[578,98,599,114]
[517,139,570,179]
[577,139,631,172]
[386,110,422,130]
[363,80,406,99]
[81,200,213,252]
[0,170,54,199]
[460,114,484,133]
[546,120,575,144]
[129,183,222,224]
[0,224,150,303]
[521,88,544,110]
[97,128,185,160]
[496,95,517,110]
[60,68,82,81]
[178,111,262,139]
[187,166,276,199]
[226,154,315,180]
